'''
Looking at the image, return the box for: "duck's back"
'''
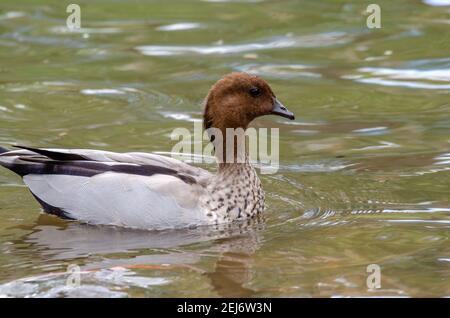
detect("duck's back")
[0,147,213,229]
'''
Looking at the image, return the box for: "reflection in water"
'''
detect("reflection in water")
[206,252,256,297]
[0,215,265,297]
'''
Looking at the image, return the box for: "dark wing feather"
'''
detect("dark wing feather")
[13,145,88,161]
[12,156,197,184]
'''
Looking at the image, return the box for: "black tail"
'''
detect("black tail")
[0,146,9,154]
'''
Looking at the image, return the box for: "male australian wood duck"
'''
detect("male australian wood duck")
[0,72,294,230]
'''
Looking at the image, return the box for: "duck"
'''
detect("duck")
[0,72,294,230]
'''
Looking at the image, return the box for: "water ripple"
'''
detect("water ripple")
[49,26,122,34]
[202,0,265,3]
[160,111,202,122]
[359,67,450,82]
[156,22,202,31]
[352,126,389,136]
[344,67,450,90]
[434,152,450,165]
[353,141,400,151]
[3,32,88,49]
[136,31,353,56]
[0,11,26,20]
[385,219,450,224]
[0,266,168,298]
[423,0,450,6]
[278,161,355,173]
[236,63,321,79]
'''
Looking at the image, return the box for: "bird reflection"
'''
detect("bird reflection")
[12,213,265,297]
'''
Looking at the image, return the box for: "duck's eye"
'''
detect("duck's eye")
[249,87,262,97]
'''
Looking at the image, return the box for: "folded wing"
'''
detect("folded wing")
[0,146,212,229]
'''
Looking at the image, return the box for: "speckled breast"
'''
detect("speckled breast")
[200,163,265,224]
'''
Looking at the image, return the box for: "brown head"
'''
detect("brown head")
[203,72,294,133]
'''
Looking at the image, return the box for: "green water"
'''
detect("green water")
[0,0,449,297]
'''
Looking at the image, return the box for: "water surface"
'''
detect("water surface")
[0,0,449,297]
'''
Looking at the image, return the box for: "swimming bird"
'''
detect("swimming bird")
[0,72,294,230]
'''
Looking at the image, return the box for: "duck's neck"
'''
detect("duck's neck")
[217,154,251,175]
[209,126,250,172]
